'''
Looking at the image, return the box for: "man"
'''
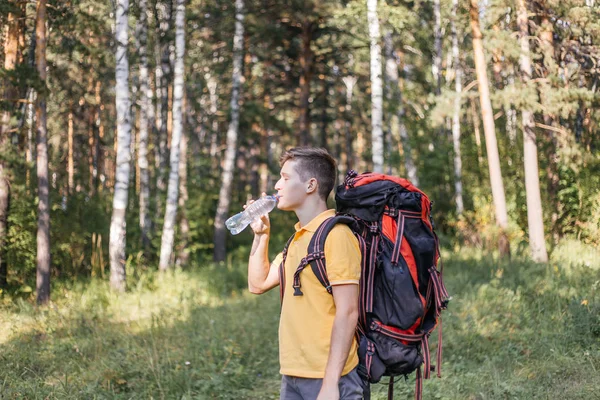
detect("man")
[246,147,363,400]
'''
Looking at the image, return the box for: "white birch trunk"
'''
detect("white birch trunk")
[177,116,189,266]
[367,0,384,173]
[517,0,548,262]
[342,75,356,172]
[137,0,152,249]
[109,0,132,292]
[159,0,185,270]
[213,0,245,262]
[451,0,464,215]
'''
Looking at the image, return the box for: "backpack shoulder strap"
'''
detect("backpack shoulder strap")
[302,215,356,295]
[279,233,296,303]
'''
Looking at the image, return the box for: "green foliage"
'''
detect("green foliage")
[1,245,599,398]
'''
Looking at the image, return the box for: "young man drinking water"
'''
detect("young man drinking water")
[246,147,363,400]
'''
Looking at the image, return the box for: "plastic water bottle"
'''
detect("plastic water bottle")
[226,195,279,235]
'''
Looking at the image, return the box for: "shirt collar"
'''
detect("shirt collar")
[294,209,336,233]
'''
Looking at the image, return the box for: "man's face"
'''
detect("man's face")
[274,160,310,211]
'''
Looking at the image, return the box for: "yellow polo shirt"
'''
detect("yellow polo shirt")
[275,209,361,378]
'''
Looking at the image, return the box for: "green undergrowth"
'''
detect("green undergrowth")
[0,240,599,399]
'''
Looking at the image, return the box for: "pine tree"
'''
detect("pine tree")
[517,0,548,262]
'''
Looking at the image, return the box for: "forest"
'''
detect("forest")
[0,0,599,399]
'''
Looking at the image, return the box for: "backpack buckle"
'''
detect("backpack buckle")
[385,208,398,217]
[293,286,303,296]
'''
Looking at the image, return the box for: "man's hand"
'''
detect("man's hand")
[244,192,271,235]
[316,382,339,400]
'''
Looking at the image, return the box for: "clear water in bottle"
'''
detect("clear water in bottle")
[226,195,278,235]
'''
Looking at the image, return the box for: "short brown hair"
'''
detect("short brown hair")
[279,147,337,201]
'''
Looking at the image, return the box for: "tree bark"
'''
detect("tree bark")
[451,0,464,215]
[432,0,443,96]
[367,0,384,173]
[517,0,548,262]
[470,0,510,256]
[35,0,51,305]
[213,0,245,262]
[68,107,74,195]
[109,0,132,292]
[1,4,22,288]
[298,20,314,146]
[154,0,171,219]
[177,109,189,267]
[342,75,356,172]
[137,0,152,250]
[383,34,418,185]
[159,0,185,270]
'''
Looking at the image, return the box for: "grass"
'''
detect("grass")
[0,240,599,399]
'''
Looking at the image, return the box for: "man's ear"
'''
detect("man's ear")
[306,178,318,194]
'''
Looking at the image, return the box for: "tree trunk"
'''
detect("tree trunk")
[517,0,548,262]
[432,0,443,96]
[159,0,185,270]
[35,0,51,305]
[537,1,559,242]
[451,0,464,215]
[298,20,314,146]
[206,74,220,169]
[367,0,384,173]
[137,0,152,250]
[342,75,356,172]
[383,34,418,185]
[154,0,171,219]
[109,0,132,292]
[470,0,510,256]
[177,108,189,267]
[0,4,22,288]
[213,0,245,262]
[1,7,20,136]
[68,107,74,195]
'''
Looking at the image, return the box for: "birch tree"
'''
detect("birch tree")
[159,0,185,270]
[469,0,510,256]
[109,0,132,292]
[451,0,463,214]
[367,0,384,173]
[213,0,245,262]
[35,0,51,304]
[342,74,356,172]
[517,0,548,262]
[137,0,152,249]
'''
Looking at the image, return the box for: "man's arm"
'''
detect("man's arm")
[247,215,280,294]
[317,283,360,400]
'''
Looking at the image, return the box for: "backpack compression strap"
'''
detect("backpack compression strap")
[291,215,355,296]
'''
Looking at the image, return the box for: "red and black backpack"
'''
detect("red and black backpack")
[279,170,450,400]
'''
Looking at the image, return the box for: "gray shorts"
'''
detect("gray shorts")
[280,367,364,400]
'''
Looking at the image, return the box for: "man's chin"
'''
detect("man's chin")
[277,202,291,211]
